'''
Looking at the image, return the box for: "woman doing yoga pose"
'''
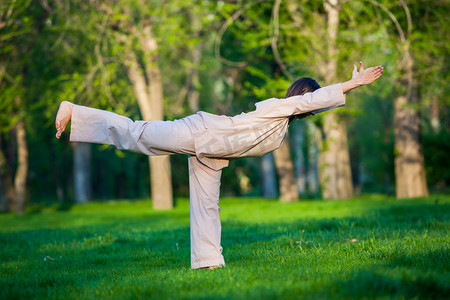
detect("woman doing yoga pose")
[55,62,383,269]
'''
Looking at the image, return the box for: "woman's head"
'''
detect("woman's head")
[285,77,320,98]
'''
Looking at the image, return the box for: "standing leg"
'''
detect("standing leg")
[188,155,225,269]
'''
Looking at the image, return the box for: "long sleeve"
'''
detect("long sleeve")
[249,83,346,118]
[191,83,345,169]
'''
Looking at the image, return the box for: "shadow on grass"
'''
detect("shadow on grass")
[324,249,450,299]
[0,200,448,299]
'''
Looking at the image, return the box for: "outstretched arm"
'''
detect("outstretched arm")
[291,62,383,120]
[341,61,384,94]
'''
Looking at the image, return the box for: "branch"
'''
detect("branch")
[364,0,409,69]
[215,0,265,68]
[286,0,302,28]
[365,0,406,42]
[399,0,412,37]
[270,0,294,78]
[285,0,324,63]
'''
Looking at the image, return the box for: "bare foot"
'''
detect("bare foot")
[206,265,220,270]
[55,101,74,139]
[199,265,222,270]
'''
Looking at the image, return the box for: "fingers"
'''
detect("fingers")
[355,63,384,85]
[351,64,358,79]
[367,65,384,75]
[367,66,384,83]
[372,66,384,76]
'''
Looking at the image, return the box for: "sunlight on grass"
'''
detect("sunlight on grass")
[1,196,449,299]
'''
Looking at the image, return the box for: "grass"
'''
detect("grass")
[0,195,449,299]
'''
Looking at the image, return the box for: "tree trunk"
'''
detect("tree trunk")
[319,114,354,199]
[73,142,92,203]
[307,123,319,194]
[260,153,277,198]
[187,12,202,113]
[291,122,306,194]
[394,50,428,198]
[126,27,173,209]
[318,0,353,199]
[0,186,7,211]
[0,143,15,211]
[430,97,440,132]
[14,120,28,214]
[187,44,202,113]
[273,134,298,202]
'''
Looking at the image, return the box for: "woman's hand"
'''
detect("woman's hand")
[342,61,384,93]
[351,61,384,86]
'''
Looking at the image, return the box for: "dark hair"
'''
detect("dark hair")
[285,77,320,98]
[286,77,320,124]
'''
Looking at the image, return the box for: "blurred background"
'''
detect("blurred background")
[0,0,448,214]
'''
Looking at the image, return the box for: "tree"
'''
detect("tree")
[261,153,277,198]
[316,0,354,199]
[273,135,298,201]
[0,1,39,213]
[367,0,429,198]
[268,0,355,199]
[101,2,173,209]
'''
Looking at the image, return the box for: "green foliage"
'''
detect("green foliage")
[0,196,449,299]
[0,0,448,205]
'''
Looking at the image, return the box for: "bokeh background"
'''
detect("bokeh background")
[0,0,449,213]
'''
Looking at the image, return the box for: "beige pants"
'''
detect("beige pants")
[70,105,225,269]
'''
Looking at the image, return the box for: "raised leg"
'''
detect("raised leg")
[62,104,195,156]
[188,155,226,269]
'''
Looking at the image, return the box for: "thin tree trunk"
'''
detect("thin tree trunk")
[273,134,298,202]
[73,142,92,203]
[291,122,306,194]
[430,97,440,132]
[318,0,353,199]
[271,47,298,201]
[187,44,202,113]
[307,123,319,194]
[0,143,15,211]
[126,27,173,209]
[187,13,202,113]
[0,186,7,211]
[319,114,354,199]
[14,119,28,214]
[394,50,428,198]
[261,153,277,198]
[51,152,64,202]
[142,27,173,210]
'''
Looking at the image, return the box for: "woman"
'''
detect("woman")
[56,62,383,269]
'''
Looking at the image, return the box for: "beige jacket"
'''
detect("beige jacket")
[187,83,346,170]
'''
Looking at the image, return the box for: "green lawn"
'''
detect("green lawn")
[1,195,449,299]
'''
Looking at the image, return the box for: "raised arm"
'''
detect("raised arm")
[341,61,384,94]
